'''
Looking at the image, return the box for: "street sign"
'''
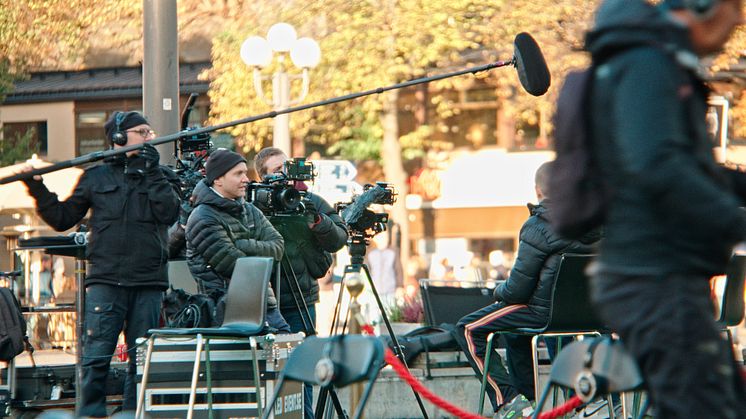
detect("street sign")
[309,160,362,205]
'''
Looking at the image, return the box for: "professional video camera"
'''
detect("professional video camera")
[247,158,315,216]
[336,182,397,263]
[337,182,397,238]
[174,94,211,222]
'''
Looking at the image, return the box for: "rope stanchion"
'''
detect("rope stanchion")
[360,323,585,419]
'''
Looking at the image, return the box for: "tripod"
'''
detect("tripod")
[318,234,430,419]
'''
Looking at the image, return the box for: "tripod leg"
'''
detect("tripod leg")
[280,258,315,335]
[329,270,347,336]
[315,271,352,419]
[359,264,430,419]
[278,258,346,418]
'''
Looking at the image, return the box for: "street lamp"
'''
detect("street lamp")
[241,23,321,155]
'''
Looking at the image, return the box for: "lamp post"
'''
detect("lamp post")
[241,23,321,155]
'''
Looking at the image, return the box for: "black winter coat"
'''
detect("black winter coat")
[264,192,348,310]
[586,0,746,276]
[24,156,180,289]
[186,181,284,308]
[494,202,600,316]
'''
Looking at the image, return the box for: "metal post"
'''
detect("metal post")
[346,275,364,418]
[74,255,86,414]
[143,0,179,166]
[272,67,291,155]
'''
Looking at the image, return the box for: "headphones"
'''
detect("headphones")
[682,0,719,16]
[110,111,129,146]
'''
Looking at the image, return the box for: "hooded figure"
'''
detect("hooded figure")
[586,1,746,418]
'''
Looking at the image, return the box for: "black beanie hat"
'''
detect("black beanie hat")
[104,111,149,142]
[205,149,247,184]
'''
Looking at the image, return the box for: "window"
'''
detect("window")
[2,121,48,156]
[76,111,107,156]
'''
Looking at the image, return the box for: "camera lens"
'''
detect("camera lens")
[275,187,301,211]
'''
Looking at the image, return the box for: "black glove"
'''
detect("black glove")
[139,143,160,171]
[303,198,320,225]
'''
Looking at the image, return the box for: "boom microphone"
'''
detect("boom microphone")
[513,32,551,96]
[0,32,552,186]
[342,185,390,226]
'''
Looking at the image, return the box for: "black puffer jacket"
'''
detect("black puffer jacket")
[24,156,180,289]
[186,181,284,308]
[267,192,348,310]
[586,0,746,276]
[494,201,601,316]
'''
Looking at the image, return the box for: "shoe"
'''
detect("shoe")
[578,399,614,418]
[494,394,535,419]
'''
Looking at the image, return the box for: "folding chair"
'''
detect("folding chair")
[531,337,648,419]
[479,254,610,415]
[167,258,200,294]
[260,334,384,419]
[718,254,746,348]
[136,256,273,419]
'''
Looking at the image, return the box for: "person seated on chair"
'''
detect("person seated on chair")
[453,161,602,418]
[186,148,290,332]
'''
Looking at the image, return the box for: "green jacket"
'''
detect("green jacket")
[266,192,348,310]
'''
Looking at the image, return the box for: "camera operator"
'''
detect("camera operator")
[255,147,349,418]
[19,111,180,417]
[185,149,290,332]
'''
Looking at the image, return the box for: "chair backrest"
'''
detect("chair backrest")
[545,254,606,332]
[281,335,384,387]
[549,338,644,393]
[419,279,494,326]
[262,335,384,419]
[719,254,746,326]
[222,257,273,332]
[166,259,199,295]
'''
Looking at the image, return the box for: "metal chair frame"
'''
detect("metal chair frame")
[135,256,274,419]
[478,254,611,416]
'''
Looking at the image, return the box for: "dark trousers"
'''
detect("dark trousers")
[282,303,317,419]
[266,305,292,333]
[454,302,546,412]
[591,273,746,419]
[80,284,163,417]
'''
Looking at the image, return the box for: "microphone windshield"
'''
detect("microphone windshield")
[513,32,551,96]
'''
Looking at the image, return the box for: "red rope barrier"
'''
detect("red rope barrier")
[360,323,585,419]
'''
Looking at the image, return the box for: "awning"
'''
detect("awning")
[0,156,84,214]
[408,205,529,239]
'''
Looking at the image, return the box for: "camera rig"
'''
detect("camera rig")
[247,158,315,216]
[174,93,211,223]
[336,182,397,263]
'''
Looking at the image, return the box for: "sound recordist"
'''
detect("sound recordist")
[19,111,180,417]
